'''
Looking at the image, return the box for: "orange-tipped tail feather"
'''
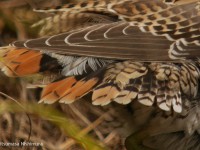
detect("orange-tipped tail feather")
[1,48,42,77]
[59,77,99,104]
[40,77,78,104]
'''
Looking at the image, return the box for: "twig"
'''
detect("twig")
[0,92,32,148]
[59,111,109,149]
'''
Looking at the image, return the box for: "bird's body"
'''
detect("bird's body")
[0,0,200,149]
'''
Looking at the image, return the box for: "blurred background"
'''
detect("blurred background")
[0,0,126,149]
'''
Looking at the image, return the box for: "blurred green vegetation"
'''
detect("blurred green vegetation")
[0,100,106,150]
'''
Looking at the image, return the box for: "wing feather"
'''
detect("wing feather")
[12,20,199,61]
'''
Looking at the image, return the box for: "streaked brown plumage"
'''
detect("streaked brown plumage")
[0,0,200,149]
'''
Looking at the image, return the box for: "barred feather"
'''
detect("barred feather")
[1,1,200,149]
[1,0,200,113]
[32,12,118,36]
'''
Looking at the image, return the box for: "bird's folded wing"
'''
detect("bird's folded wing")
[12,20,199,61]
[10,0,200,61]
